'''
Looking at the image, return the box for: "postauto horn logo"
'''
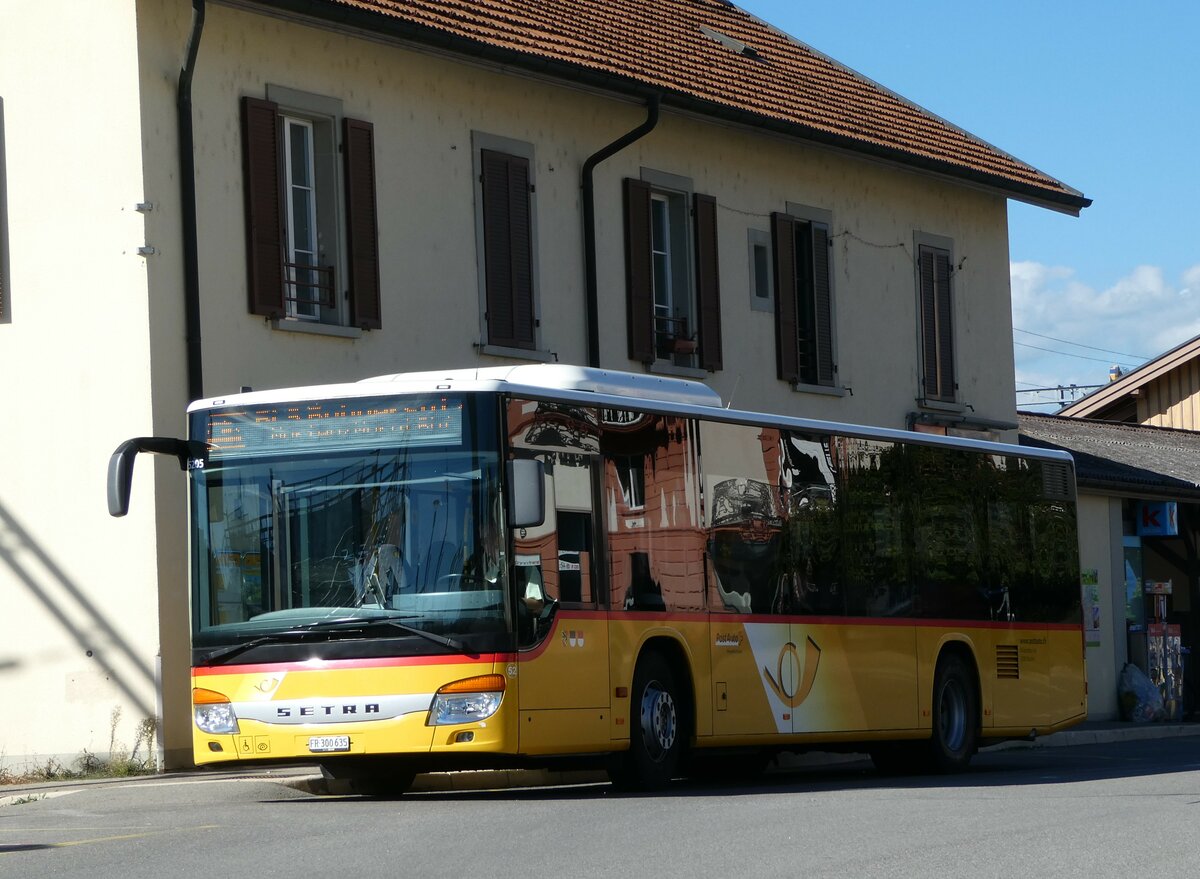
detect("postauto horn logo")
[762,637,821,708]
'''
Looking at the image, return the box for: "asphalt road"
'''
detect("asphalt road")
[2,737,1198,878]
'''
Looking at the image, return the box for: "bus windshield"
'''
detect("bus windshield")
[188,394,509,656]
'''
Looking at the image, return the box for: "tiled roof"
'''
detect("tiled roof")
[1019,413,1200,499]
[282,0,1089,213]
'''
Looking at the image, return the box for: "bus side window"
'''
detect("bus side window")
[602,414,703,613]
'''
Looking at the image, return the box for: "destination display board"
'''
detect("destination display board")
[203,396,464,457]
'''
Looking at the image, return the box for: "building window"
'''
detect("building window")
[241,88,381,330]
[614,454,646,510]
[916,237,956,403]
[473,133,540,353]
[748,229,772,313]
[281,116,323,321]
[650,190,691,358]
[0,96,9,324]
[624,171,722,372]
[772,205,835,388]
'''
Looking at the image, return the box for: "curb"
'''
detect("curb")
[283,768,607,796]
[995,722,1200,750]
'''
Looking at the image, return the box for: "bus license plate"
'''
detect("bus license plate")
[308,735,351,753]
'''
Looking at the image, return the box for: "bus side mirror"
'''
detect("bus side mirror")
[107,440,141,517]
[107,437,205,517]
[507,459,545,529]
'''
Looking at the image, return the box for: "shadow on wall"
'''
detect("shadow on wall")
[0,499,156,719]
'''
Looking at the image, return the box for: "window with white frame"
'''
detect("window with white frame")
[650,190,691,357]
[242,87,381,331]
[623,170,722,371]
[281,116,324,320]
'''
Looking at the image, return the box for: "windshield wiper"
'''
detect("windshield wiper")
[197,616,472,666]
[197,629,317,666]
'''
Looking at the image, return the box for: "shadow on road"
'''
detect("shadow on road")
[258,736,1200,806]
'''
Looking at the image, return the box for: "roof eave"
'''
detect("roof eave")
[1059,333,1200,417]
[228,0,1090,213]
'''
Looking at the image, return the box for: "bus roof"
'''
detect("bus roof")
[187,364,1074,466]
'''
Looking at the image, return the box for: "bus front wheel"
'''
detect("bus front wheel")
[927,653,978,773]
[320,760,416,797]
[610,652,684,790]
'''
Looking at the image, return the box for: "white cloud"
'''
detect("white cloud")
[1011,261,1200,402]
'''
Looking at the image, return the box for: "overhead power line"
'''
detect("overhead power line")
[1013,327,1149,361]
[1014,341,1141,367]
[1016,384,1105,394]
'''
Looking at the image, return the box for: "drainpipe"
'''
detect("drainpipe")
[178,0,206,402]
[581,95,660,368]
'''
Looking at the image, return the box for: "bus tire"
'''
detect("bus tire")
[610,652,684,790]
[927,653,978,773]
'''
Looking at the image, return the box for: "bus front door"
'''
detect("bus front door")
[514,455,610,754]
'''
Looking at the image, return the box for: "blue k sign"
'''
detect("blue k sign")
[1137,501,1178,536]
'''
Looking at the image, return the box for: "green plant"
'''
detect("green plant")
[0,710,159,786]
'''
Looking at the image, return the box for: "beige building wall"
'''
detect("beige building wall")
[0,0,167,769]
[0,0,1024,769]
[176,4,1017,431]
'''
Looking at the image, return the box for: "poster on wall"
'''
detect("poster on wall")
[1081,568,1101,646]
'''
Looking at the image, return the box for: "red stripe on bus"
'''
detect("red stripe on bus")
[192,652,514,677]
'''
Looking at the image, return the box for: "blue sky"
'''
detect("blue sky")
[738,1,1200,410]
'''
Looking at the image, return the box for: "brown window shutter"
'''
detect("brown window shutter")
[343,117,382,330]
[771,212,799,383]
[811,222,835,386]
[481,149,535,349]
[919,245,955,400]
[919,247,939,396]
[623,177,654,363]
[693,193,722,372]
[934,248,955,399]
[241,96,285,317]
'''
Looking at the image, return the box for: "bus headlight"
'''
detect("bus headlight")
[428,674,505,725]
[194,687,240,735]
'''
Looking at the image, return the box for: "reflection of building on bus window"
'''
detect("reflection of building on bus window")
[515,558,549,613]
[515,556,555,646]
[369,544,409,599]
[614,455,646,509]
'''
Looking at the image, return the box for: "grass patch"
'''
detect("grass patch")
[0,711,158,786]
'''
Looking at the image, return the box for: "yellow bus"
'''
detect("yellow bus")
[109,365,1086,791]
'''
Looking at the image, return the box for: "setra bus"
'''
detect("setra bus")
[108,364,1086,791]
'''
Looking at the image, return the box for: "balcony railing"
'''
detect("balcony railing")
[655,314,697,359]
[284,261,336,313]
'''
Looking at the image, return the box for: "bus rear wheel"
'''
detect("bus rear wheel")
[609,652,685,790]
[927,653,978,773]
